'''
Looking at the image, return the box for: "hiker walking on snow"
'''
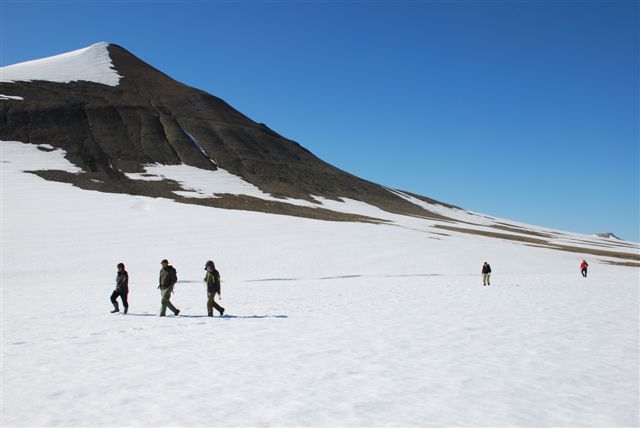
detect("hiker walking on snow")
[158,259,180,316]
[580,260,589,278]
[110,262,129,314]
[204,260,225,317]
[482,261,492,286]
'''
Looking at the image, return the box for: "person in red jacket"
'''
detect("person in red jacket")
[580,260,589,278]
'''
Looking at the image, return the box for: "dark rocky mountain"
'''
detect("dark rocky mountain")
[0,43,452,222]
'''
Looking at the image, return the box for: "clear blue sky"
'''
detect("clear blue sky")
[2,0,638,241]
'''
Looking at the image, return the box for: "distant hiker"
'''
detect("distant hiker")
[580,260,589,278]
[482,262,492,286]
[110,262,129,314]
[158,259,180,316]
[204,260,225,317]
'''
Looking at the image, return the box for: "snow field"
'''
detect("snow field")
[1,141,639,426]
[3,275,637,426]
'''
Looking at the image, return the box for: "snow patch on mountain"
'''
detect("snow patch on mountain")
[0,42,121,87]
[125,163,312,205]
[180,126,216,166]
[0,94,23,100]
[1,140,82,173]
[124,163,427,220]
[125,163,455,223]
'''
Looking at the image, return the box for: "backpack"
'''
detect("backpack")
[168,266,178,285]
[207,269,221,293]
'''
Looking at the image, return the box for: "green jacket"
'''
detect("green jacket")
[159,266,177,289]
[206,269,221,294]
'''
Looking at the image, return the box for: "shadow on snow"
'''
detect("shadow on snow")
[245,273,442,283]
[123,313,288,319]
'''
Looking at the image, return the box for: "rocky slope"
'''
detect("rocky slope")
[0,43,451,222]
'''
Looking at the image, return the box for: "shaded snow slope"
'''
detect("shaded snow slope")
[0,42,121,86]
[1,139,639,427]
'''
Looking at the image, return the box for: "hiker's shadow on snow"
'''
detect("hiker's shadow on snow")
[178,314,289,319]
[122,313,157,317]
[124,313,287,319]
[247,273,442,283]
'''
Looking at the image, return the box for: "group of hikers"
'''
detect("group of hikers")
[109,259,224,317]
[110,258,591,314]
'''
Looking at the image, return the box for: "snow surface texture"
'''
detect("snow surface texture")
[2,140,639,427]
[0,42,121,86]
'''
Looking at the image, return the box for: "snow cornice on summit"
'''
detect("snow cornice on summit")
[0,42,121,87]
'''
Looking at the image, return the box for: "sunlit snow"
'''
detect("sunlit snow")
[0,42,121,86]
[1,140,638,427]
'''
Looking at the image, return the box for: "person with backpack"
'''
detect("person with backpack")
[110,262,129,314]
[204,260,225,317]
[580,260,589,278]
[482,261,492,286]
[158,259,180,316]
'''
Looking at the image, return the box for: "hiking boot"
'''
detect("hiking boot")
[111,308,119,313]
[219,308,225,317]
[123,307,128,314]
[174,309,180,316]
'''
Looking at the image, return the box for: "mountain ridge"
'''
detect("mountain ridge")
[0,42,455,221]
[1,43,638,260]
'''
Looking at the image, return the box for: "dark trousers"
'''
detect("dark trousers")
[581,269,588,277]
[110,290,129,309]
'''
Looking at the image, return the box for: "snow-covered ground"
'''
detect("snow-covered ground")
[0,42,121,87]
[1,141,638,427]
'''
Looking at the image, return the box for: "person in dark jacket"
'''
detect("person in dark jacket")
[482,261,492,286]
[110,262,129,314]
[158,259,180,316]
[580,260,589,278]
[204,260,224,317]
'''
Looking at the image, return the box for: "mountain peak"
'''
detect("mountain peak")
[593,232,622,240]
[0,42,121,86]
[0,43,451,221]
